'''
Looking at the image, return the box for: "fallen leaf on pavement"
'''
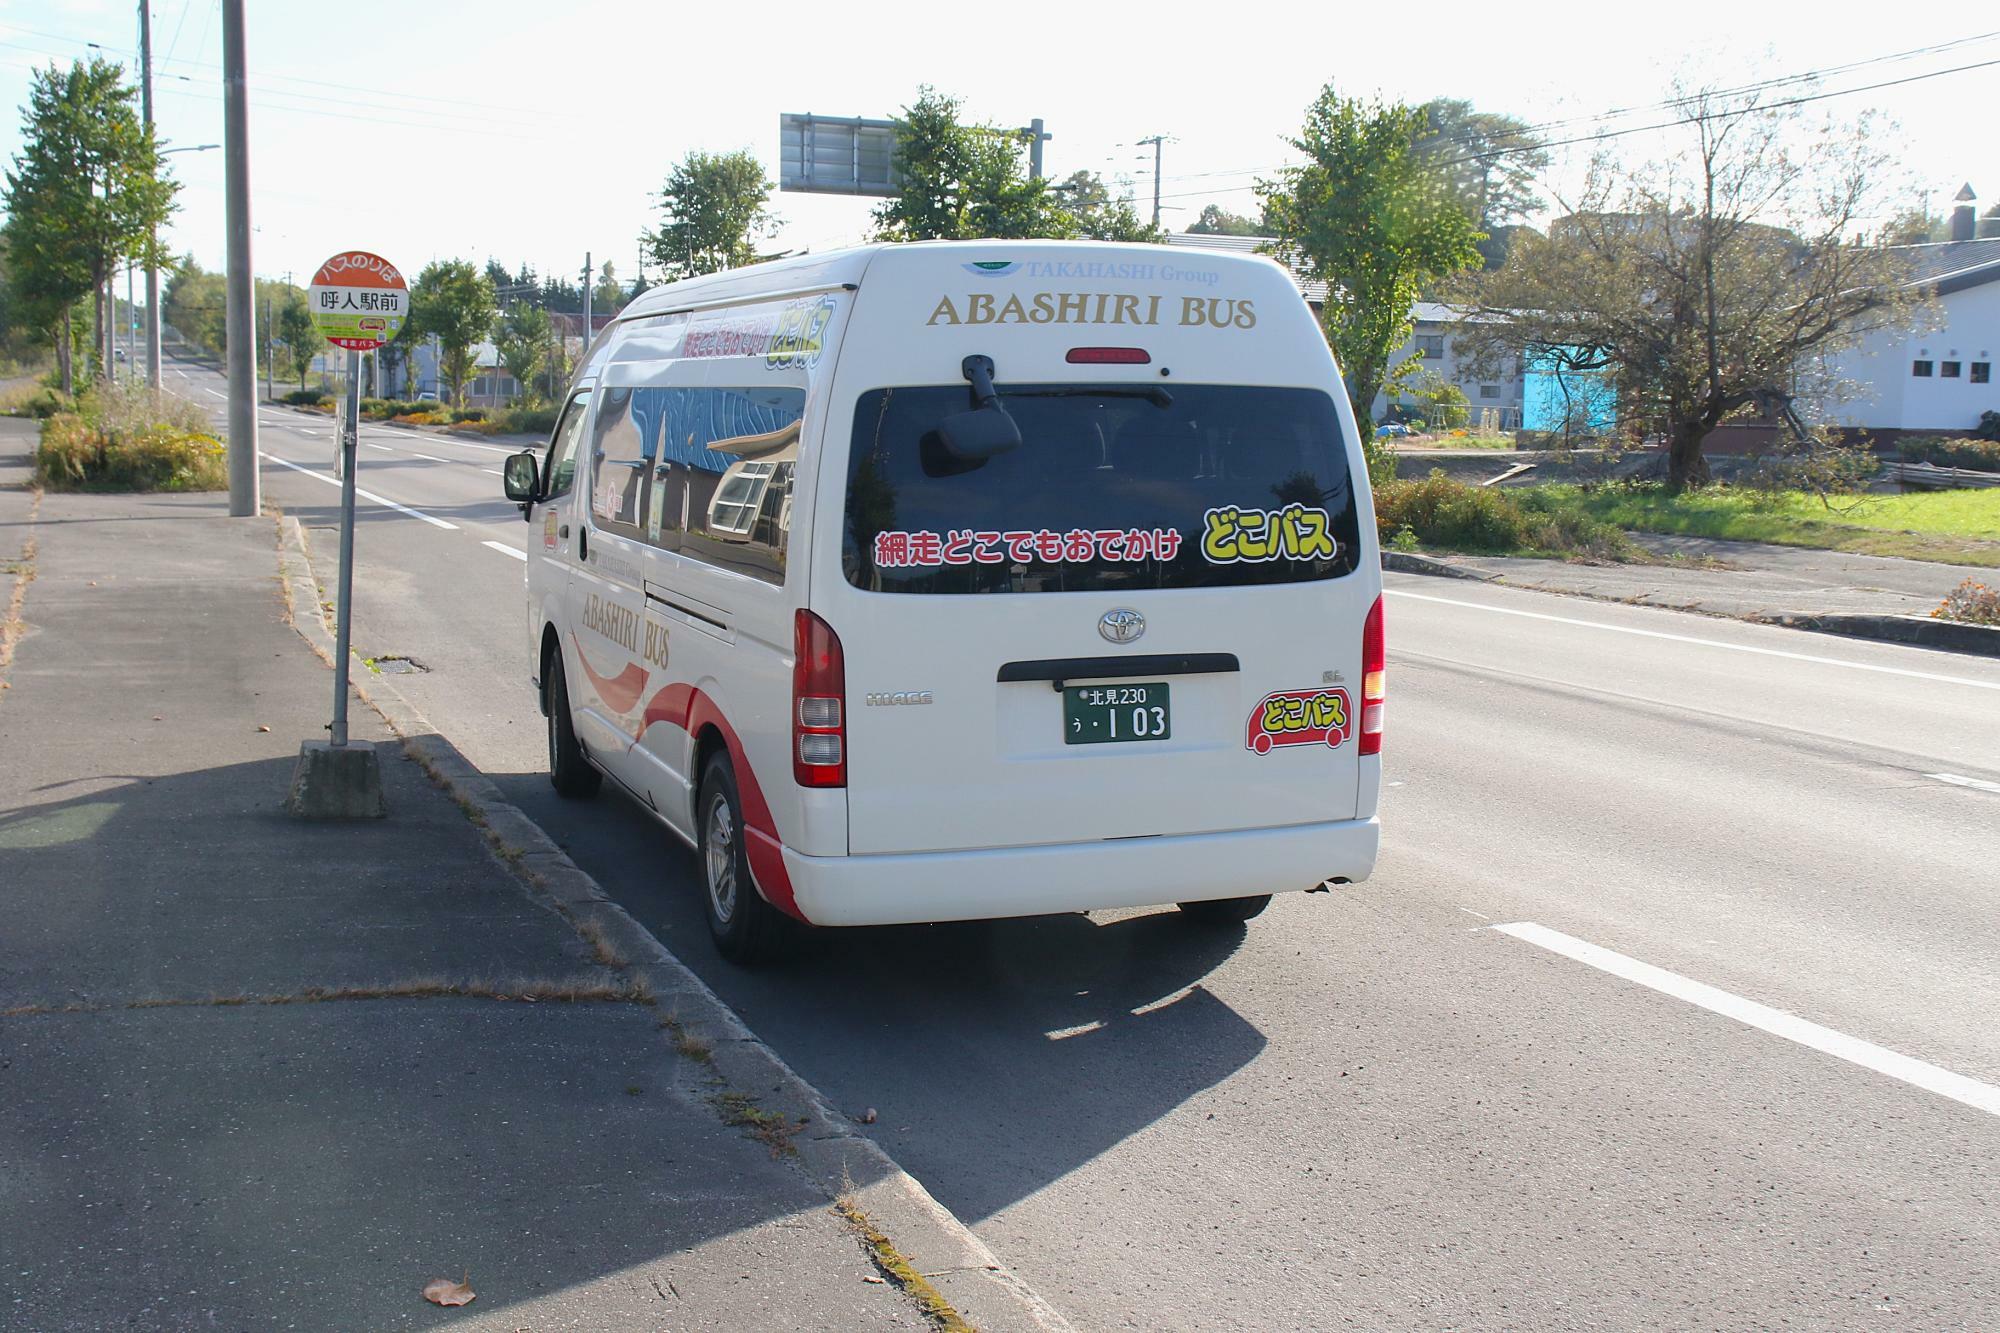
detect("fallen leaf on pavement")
[862,1274,885,1284]
[859,1107,877,1124]
[255,725,270,732]
[422,1274,476,1307]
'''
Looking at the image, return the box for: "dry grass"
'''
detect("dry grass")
[0,973,654,1018]
[835,1197,976,1333]
[657,1014,715,1063]
[575,916,629,970]
[713,1091,805,1157]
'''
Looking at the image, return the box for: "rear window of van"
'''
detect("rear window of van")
[842,384,1360,594]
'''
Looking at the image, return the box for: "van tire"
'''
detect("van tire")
[1176,894,1271,925]
[699,752,791,966]
[545,652,601,799]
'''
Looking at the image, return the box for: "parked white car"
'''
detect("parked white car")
[503,241,1385,962]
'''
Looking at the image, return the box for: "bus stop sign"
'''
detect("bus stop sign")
[308,251,408,351]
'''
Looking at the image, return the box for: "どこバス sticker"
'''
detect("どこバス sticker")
[1202,504,1338,564]
[1246,688,1351,754]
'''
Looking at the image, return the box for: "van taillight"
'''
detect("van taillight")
[1359,594,1385,757]
[793,610,846,788]
[1065,346,1150,364]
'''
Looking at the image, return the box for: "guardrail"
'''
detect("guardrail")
[1885,460,2000,490]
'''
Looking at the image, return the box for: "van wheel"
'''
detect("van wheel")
[699,752,791,966]
[1176,894,1271,925]
[545,651,601,799]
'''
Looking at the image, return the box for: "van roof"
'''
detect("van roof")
[615,239,1296,324]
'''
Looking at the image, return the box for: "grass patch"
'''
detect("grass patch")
[713,1091,804,1157]
[657,1014,714,1062]
[34,382,225,492]
[835,1197,976,1333]
[1375,470,1638,561]
[0,973,656,1017]
[1555,483,2000,568]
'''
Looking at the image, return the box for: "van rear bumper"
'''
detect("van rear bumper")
[781,817,1379,928]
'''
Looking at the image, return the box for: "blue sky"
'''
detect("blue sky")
[2,1,1993,290]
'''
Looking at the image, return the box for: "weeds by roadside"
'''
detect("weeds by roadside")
[1374,470,1637,562]
[835,1197,976,1333]
[1933,578,2000,626]
[713,1090,805,1157]
[0,973,655,1018]
[34,381,225,492]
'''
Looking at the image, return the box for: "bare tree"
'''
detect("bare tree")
[1455,85,1930,489]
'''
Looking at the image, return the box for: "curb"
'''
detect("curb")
[1381,549,1496,581]
[273,516,1072,1333]
[1764,610,2000,659]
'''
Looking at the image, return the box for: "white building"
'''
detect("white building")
[1817,236,2000,437]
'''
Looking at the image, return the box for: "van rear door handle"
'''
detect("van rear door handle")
[559,524,570,538]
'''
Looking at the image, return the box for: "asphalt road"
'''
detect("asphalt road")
[189,357,2000,1330]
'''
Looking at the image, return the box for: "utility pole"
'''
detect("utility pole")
[1026,118,1048,180]
[580,251,593,357]
[221,0,258,516]
[1137,134,1167,229]
[140,0,161,388]
[264,290,273,402]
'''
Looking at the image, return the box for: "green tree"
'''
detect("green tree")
[2,58,178,393]
[492,301,550,406]
[593,260,625,313]
[1405,368,1469,429]
[873,87,1071,241]
[1455,90,1927,490]
[1057,171,1160,242]
[647,149,776,281]
[276,295,321,389]
[408,259,497,409]
[161,255,226,352]
[1879,209,1946,245]
[1415,99,1547,269]
[1258,86,1484,467]
[1185,205,1271,237]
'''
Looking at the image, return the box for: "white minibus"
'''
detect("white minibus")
[502,241,1384,962]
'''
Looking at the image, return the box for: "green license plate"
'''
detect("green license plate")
[1064,682,1171,745]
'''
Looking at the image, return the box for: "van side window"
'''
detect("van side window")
[542,388,592,500]
[589,387,653,538]
[634,385,805,586]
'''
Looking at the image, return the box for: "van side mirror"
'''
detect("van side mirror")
[502,450,540,504]
[936,353,1021,462]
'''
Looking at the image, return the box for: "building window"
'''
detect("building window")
[1941,361,1961,378]
[1912,360,1933,377]
[1973,362,1991,384]
[1479,384,1500,399]
[1416,334,1444,359]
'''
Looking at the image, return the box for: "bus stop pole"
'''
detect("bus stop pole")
[331,346,361,747]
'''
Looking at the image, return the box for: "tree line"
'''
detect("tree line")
[2,63,1943,486]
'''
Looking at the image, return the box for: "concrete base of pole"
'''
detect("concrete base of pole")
[285,740,387,820]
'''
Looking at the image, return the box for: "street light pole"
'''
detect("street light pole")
[140,0,161,388]
[221,0,258,516]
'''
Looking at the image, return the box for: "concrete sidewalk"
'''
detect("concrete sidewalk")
[1396,532,2000,655]
[0,419,926,1330]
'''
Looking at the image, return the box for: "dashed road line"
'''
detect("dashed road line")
[1388,589,2000,693]
[482,541,526,561]
[261,454,459,530]
[1495,921,2000,1119]
[1927,772,2000,795]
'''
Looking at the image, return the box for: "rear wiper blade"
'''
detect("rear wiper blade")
[1003,386,1173,408]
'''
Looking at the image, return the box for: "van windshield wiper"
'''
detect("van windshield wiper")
[1002,386,1174,408]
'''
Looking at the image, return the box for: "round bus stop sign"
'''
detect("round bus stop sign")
[307,251,408,351]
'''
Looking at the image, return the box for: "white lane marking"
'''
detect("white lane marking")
[411,452,447,462]
[202,387,226,400]
[262,455,459,530]
[1387,589,2000,693]
[1928,772,2000,795]
[1495,921,2000,1119]
[363,443,393,452]
[1044,1020,1106,1041]
[482,540,526,561]
[1458,906,1490,920]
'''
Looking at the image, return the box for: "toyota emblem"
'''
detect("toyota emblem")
[1098,608,1145,644]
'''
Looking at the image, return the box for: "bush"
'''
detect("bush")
[1374,470,1636,559]
[389,411,447,426]
[1901,435,2000,472]
[495,404,558,436]
[359,398,436,421]
[449,407,488,423]
[1933,578,2000,626]
[449,419,503,436]
[35,383,225,492]
[280,388,330,407]
[1978,410,2000,443]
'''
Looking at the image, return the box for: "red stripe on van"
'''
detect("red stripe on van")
[569,634,650,715]
[638,681,806,924]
